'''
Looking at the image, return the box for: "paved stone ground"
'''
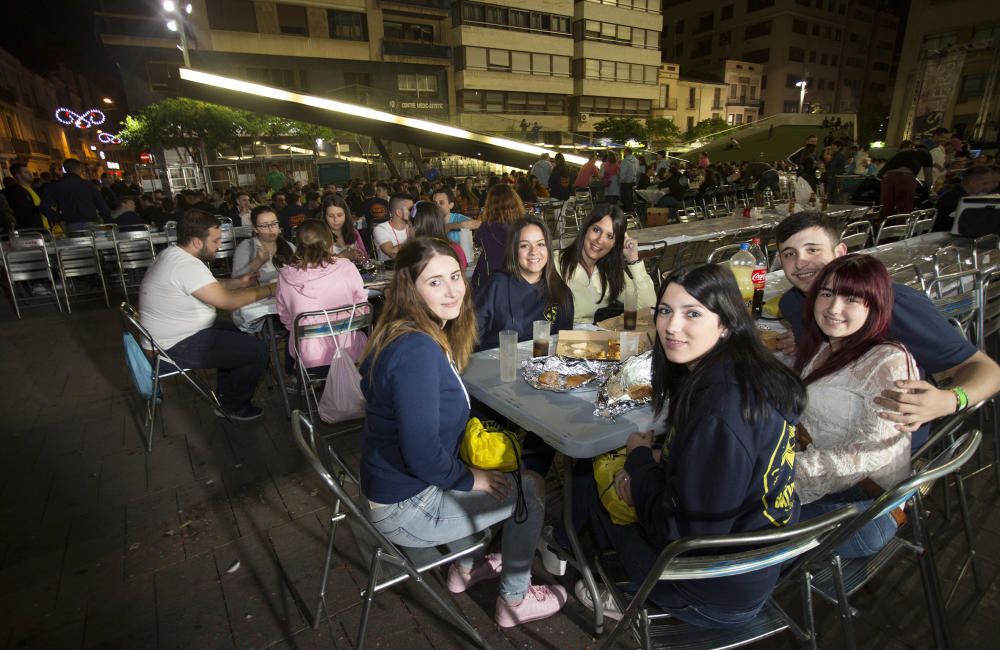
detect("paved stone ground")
[1,296,998,649]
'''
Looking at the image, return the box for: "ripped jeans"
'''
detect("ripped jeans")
[366,474,545,601]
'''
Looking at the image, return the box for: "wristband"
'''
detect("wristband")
[951,386,969,412]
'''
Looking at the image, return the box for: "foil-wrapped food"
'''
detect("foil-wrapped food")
[595,350,654,419]
[520,355,618,392]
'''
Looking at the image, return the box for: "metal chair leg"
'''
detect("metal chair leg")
[830,556,857,650]
[356,548,383,650]
[913,494,953,649]
[801,569,818,650]
[949,471,985,603]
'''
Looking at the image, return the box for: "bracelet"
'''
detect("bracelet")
[951,386,969,412]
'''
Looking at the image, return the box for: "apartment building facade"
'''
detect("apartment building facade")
[97,0,662,146]
[661,0,902,131]
[886,0,1000,145]
[651,63,727,133]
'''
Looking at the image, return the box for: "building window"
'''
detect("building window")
[817,79,825,90]
[146,61,178,91]
[846,56,864,68]
[742,48,769,63]
[719,31,731,46]
[461,47,570,77]
[577,95,652,117]
[809,51,817,63]
[792,19,807,35]
[578,59,658,84]
[398,73,438,94]
[384,21,434,43]
[688,87,696,109]
[872,62,890,72]
[812,24,819,36]
[789,47,805,62]
[785,74,800,88]
[488,49,510,71]
[721,5,734,20]
[744,21,772,39]
[960,74,986,98]
[784,100,799,112]
[746,0,775,12]
[921,31,958,52]
[205,0,257,32]
[674,43,684,56]
[713,88,722,108]
[460,90,569,114]
[693,38,712,57]
[687,116,694,130]
[328,10,367,41]
[820,53,828,65]
[695,12,714,34]
[575,20,658,49]
[276,4,308,36]
[459,2,570,36]
[831,55,838,66]
[245,67,307,90]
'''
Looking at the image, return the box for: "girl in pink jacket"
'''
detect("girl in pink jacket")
[276,219,368,369]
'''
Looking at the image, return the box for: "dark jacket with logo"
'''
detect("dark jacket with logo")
[625,360,800,613]
[473,271,574,351]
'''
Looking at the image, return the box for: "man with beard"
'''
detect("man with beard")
[139,210,273,420]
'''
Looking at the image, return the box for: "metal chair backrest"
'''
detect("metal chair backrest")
[3,233,51,279]
[164,220,178,245]
[933,244,971,278]
[875,212,913,245]
[890,263,926,292]
[706,243,745,265]
[908,208,935,237]
[12,227,53,242]
[840,220,872,253]
[977,267,1000,351]
[216,217,236,256]
[925,270,980,341]
[973,234,999,269]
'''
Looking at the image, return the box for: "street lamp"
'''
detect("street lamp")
[102,97,114,105]
[795,80,808,114]
[162,1,193,68]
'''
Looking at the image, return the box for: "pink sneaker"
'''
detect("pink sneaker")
[494,584,569,628]
[446,553,502,593]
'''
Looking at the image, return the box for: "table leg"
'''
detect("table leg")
[265,316,292,419]
[562,455,604,636]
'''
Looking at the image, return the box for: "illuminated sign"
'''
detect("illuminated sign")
[98,132,124,144]
[55,107,106,129]
[106,161,121,169]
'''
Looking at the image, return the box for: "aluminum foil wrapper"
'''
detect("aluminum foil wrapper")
[594,350,654,419]
[520,355,619,392]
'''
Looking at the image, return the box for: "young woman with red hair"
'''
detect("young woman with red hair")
[793,254,917,557]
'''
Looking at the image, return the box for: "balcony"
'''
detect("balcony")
[12,138,30,155]
[382,39,452,59]
[728,96,762,107]
[379,0,450,14]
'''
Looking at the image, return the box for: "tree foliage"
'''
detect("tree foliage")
[118,98,336,157]
[592,117,647,144]
[645,117,682,146]
[683,117,730,141]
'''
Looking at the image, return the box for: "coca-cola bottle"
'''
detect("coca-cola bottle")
[749,238,768,319]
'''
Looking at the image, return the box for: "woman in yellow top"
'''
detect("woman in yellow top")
[556,204,656,324]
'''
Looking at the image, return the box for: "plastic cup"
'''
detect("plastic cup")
[620,331,641,362]
[623,287,638,331]
[532,320,551,357]
[499,330,519,382]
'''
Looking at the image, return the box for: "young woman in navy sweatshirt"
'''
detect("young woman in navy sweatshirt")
[474,214,573,350]
[558,264,807,627]
[358,237,567,628]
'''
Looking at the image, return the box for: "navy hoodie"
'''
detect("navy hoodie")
[624,360,799,613]
[473,271,574,350]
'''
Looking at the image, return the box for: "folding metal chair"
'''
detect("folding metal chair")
[0,231,61,318]
[976,268,1000,489]
[289,411,490,649]
[973,234,999,269]
[212,217,236,276]
[933,244,972,278]
[908,208,935,237]
[119,302,229,451]
[874,212,913,246]
[292,302,373,427]
[926,270,979,341]
[114,224,156,303]
[890,263,927,292]
[56,230,110,313]
[839,221,872,253]
[706,242,746,265]
[595,507,859,650]
[800,430,981,650]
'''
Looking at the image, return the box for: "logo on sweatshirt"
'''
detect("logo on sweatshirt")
[761,420,797,527]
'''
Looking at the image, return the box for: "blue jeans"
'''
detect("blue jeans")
[367,475,545,601]
[555,465,762,628]
[166,320,268,411]
[800,485,898,558]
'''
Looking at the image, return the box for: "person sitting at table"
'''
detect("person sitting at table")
[457,178,480,216]
[556,204,656,324]
[470,184,524,290]
[359,237,567,627]
[516,175,537,204]
[320,194,368,263]
[232,205,296,284]
[474,214,573,350]
[275,219,367,374]
[139,209,274,421]
[372,193,413,261]
[550,263,805,625]
[774,212,1000,450]
[410,200,468,270]
[792,254,917,557]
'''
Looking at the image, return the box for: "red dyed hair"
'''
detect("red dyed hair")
[794,254,897,385]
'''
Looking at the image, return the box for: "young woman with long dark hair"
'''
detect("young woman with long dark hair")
[474,215,573,350]
[550,263,806,627]
[793,254,917,557]
[410,201,468,270]
[556,204,655,324]
[359,238,567,627]
[232,205,296,283]
[320,194,367,263]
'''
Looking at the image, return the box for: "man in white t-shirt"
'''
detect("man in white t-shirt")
[928,126,950,187]
[139,209,277,420]
[372,193,413,261]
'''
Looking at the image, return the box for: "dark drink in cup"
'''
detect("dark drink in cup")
[623,310,637,331]
[533,339,549,357]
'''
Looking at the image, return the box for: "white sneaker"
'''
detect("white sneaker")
[574,579,623,621]
[536,525,567,576]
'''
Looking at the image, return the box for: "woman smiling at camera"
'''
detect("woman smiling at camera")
[793,254,917,557]
[551,264,806,626]
[474,215,573,350]
[556,204,656,324]
[359,238,567,628]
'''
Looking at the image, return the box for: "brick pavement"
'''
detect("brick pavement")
[0,299,998,649]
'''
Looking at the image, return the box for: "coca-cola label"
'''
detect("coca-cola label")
[751,268,767,287]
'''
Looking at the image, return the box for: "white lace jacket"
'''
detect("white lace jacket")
[796,343,918,505]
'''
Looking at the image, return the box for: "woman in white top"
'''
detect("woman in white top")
[556,204,656,324]
[794,254,918,558]
[231,205,295,283]
[321,194,368,263]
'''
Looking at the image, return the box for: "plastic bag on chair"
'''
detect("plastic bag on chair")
[316,307,366,424]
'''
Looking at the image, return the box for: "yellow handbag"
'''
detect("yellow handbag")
[460,417,522,472]
[593,448,638,525]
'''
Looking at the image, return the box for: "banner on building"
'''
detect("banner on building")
[912,51,966,134]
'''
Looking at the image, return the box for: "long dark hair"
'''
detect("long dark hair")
[504,215,571,315]
[559,204,629,304]
[652,264,806,427]
[794,254,898,385]
[411,200,447,240]
[320,194,357,248]
[251,205,295,265]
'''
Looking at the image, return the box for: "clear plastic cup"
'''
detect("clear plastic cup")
[532,320,551,357]
[499,330,518,382]
[620,331,641,362]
